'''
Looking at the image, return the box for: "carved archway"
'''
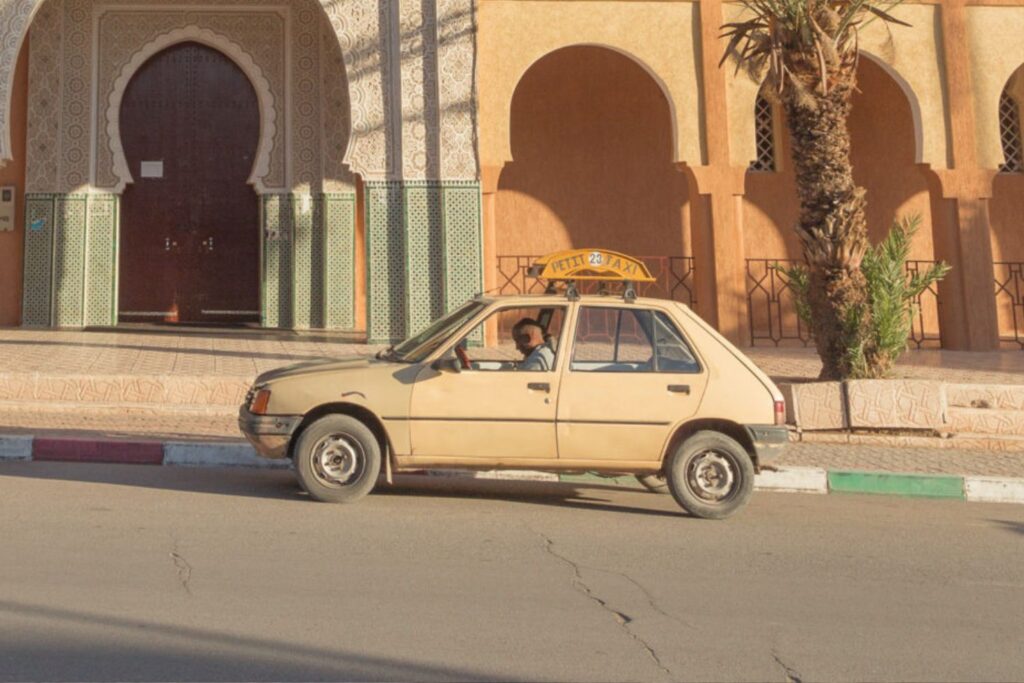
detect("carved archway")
[107,27,276,194]
[0,0,389,178]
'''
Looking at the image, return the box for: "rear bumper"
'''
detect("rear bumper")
[744,424,789,465]
[238,407,302,459]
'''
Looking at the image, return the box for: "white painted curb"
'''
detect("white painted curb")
[0,435,32,461]
[964,476,1024,504]
[163,442,290,469]
[754,467,828,494]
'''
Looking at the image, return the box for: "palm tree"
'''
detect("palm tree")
[722,0,907,379]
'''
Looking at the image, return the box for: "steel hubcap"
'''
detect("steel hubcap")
[311,434,364,487]
[687,450,736,501]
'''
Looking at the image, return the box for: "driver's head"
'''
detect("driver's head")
[512,318,545,357]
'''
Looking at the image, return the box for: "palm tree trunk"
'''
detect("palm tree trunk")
[783,83,872,379]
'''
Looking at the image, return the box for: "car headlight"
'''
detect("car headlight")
[249,386,272,415]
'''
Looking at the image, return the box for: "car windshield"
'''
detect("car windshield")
[383,300,488,363]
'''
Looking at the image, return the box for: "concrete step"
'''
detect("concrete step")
[946,407,1024,437]
[0,373,250,407]
[945,384,1024,411]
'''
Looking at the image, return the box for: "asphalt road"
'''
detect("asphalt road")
[1,462,1022,682]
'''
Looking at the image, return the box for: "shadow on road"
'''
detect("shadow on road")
[0,598,497,682]
[0,461,687,518]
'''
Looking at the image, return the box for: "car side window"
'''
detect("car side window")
[570,307,700,373]
[446,306,565,372]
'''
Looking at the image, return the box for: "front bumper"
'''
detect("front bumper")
[238,407,302,459]
[744,424,789,466]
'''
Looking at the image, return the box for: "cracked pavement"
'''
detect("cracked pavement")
[1,462,1022,681]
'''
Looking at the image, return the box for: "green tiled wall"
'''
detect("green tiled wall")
[365,181,483,343]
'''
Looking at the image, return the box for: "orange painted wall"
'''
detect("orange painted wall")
[990,173,1024,339]
[743,57,940,343]
[0,40,27,326]
[495,46,690,260]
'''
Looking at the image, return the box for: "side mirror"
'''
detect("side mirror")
[431,357,462,373]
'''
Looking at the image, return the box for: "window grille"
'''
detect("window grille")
[999,90,1023,174]
[749,95,776,172]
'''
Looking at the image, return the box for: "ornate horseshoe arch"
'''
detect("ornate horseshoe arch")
[0,0,391,180]
[106,26,277,194]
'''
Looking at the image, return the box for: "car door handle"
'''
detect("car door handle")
[667,384,691,394]
[527,382,550,393]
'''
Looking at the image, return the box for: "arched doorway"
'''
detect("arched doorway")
[118,42,260,324]
[495,46,693,304]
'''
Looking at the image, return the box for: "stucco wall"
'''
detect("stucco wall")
[724,3,947,170]
[0,42,27,326]
[494,46,690,259]
[477,0,703,167]
[968,5,1024,170]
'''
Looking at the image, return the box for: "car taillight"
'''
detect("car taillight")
[774,399,786,425]
[250,388,272,415]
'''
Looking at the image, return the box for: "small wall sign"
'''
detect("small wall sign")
[140,161,164,179]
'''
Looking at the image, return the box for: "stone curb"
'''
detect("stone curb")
[3,435,1024,505]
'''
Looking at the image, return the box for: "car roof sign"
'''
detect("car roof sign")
[527,249,656,283]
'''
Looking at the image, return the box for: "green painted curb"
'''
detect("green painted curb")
[827,470,965,500]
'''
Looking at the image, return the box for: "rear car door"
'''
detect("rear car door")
[556,304,708,463]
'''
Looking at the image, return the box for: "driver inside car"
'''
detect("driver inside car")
[512,318,555,371]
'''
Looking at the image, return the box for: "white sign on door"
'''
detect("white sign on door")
[140,161,164,179]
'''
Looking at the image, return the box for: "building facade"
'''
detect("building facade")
[0,0,1021,349]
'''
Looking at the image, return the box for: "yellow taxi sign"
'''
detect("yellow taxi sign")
[528,249,656,283]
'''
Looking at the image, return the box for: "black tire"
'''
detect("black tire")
[635,474,670,494]
[665,430,755,520]
[293,414,382,504]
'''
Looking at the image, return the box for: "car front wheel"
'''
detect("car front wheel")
[665,431,754,519]
[293,414,381,503]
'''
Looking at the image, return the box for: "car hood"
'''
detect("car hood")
[254,355,389,384]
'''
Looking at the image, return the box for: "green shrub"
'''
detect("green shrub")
[776,215,950,379]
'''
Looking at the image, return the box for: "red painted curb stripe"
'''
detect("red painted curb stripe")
[32,438,164,465]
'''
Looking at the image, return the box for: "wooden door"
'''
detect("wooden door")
[119,42,260,324]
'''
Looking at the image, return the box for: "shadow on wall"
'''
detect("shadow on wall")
[744,56,937,261]
[496,45,690,258]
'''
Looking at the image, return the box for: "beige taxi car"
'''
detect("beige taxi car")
[239,250,788,519]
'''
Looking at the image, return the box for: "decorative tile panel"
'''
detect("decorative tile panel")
[292,193,320,329]
[262,194,294,328]
[324,193,356,329]
[442,182,482,308]
[52,195,88,326]
[85,194,118,326]
[366,181,407,342]
[22,195,56,326]
[405,183,445,333]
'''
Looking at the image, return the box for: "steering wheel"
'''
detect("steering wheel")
[455,344,472,370]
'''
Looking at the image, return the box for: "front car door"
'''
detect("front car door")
[556,304,708,465]
[407,304,568,464]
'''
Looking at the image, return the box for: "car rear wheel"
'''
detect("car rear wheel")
[293,414,381,504]
[635,474,669,494]
[665,431,754,519]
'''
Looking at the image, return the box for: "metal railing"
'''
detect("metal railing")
[495,254,697,308]
[995,261,1024,349]
[746,258,943,348]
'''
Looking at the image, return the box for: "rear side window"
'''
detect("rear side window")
[570,307,700,373]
